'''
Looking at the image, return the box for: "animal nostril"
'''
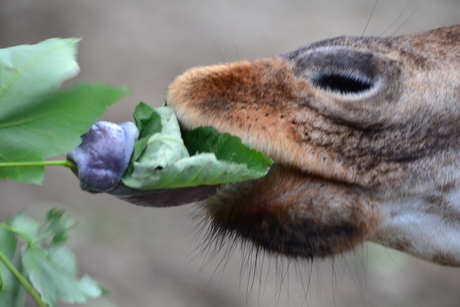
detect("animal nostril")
[312,72,374,94]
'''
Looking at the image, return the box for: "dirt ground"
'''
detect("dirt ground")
[1,0,459,306]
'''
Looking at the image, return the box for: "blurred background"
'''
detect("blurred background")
[1,0,459,306]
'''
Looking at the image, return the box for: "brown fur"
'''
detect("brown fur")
[167,25,460,264]
[202,165,379,258]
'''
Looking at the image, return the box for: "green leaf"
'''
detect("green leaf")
[1,83,128,158]
[0,153,44,185]
[127,102,163,174]
[0,219,17,263]
[126,105,189,172]
[0,38,79,185]
[122,105,272,190]
[0,83,128,184]
[0,220,25,307]
[0,38,127,184]
[184,127,273,173]
[21,245,102,307]
[0,210,102,306]
[124,153,271,189]
[11,214,39,242]
[45,209,75,246]
[0,38,80,124]
[10,262,26,307]
[10,263,26,307]
[133,101,163,140]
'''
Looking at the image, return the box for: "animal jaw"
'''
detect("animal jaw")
[167,25,460,266]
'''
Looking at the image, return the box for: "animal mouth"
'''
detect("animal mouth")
[163,48,384,259]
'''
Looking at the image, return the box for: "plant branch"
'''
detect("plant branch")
[0,224,32,243]
[0,252,47,307]
[0,160,76,169]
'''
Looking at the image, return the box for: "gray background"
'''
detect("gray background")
[1,0,459,306]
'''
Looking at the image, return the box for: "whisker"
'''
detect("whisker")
[379,0,413,37]
[390,3,424,37]
[361,0,379,37]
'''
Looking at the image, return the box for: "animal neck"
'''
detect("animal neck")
[372,189,460,266]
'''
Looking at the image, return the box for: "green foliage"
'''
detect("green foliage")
[0,218,25,307]
[0,38,128,184]
[122,104,273,190]
[0,38,122,306]
[184,127,273,174]
[0,210,103,307]
[0,38,80,117]
[128,102,164,174]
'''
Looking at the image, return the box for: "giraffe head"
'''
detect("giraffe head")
[167,25,460,266]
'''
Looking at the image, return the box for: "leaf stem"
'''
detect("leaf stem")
[0,224,32,243]
[0,160,76,169]
[0,252,47,307]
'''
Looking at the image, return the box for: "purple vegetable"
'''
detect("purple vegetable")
[67,121,138,193]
